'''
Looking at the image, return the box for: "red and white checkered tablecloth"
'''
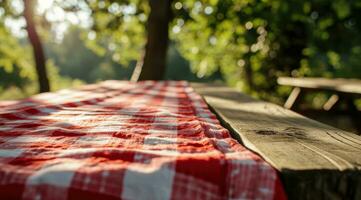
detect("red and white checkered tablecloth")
[0,81,286,200]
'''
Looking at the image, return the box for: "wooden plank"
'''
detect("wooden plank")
[191,83,361,200]
[278,77,361,95]
[323,94,340,111]
[284,87,302,109]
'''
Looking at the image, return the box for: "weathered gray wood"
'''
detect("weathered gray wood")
[191,83,361,200]
[278,77,361,95]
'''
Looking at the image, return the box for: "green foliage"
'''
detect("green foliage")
[0,59,84,100]
[83,0,148,66]
[0,6,84,100]
[46,26,135,83]
[0,20,35,89]
[171,0,361,103]
[80,0,361,104]
[1,0,361,107]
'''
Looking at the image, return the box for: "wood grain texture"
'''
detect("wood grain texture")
[191,83,361,200]
[277,77,361,95]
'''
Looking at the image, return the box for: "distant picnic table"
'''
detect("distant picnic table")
[277,77,361,133]
[277,77,361,110]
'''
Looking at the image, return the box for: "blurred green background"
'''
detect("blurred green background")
[0,0,360,110]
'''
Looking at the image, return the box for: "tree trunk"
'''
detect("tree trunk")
[24,0,50,93]
[131,0,172,81]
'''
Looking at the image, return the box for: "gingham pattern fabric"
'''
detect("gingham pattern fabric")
[0,81,286,200]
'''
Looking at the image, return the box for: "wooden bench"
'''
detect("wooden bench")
[191,83,361,200]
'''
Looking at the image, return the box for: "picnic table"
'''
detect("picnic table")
[277,77,361,133]
[0,80,360,200]
[277,77,361,110]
